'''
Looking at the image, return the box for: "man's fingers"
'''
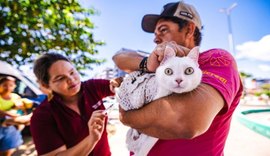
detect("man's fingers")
[176,44,190,57]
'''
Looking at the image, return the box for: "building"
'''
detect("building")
[93,48,150,79]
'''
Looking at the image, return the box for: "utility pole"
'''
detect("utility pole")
[219,3,237,56]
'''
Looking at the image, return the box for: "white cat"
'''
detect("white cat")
[155,45,202,99]
[116,45,202,156]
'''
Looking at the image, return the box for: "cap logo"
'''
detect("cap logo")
[179,11,193,19]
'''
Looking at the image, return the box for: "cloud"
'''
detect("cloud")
[235,34,270,61]
[258,64,270,72]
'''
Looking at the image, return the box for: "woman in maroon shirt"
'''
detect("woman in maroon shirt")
[30,53,121,156]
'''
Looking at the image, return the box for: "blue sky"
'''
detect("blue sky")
[79,0,270,79]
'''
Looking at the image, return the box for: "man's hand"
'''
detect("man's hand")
[147,42,190,72]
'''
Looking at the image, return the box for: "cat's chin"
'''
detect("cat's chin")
[172,87,194,94]
[172,88,185,94]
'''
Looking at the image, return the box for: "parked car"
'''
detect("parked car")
[0,61,46,105]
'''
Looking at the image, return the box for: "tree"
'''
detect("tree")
[240,71,252,79]
[239,71,252,97]
[0,0,105,72]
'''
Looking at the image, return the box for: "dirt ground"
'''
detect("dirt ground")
[12,136,36,156]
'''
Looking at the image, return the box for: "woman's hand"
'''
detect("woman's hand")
[2,113,32,127]
[109,77,123,93]
[14,113,32,125]
[88,110,106,143]
[5,109,20,117]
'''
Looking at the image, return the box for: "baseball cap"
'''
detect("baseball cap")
[142,1,202,33]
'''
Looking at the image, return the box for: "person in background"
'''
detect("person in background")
[0,76,31,156]
[30,53,122,156]
[113,1,243,155]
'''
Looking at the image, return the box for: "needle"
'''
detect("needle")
[103,104,114,114]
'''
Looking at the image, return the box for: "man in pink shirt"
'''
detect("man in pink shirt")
[113,1,243,156]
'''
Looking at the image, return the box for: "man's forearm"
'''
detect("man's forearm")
[121,96,192,139]
[112,49,144,73]
[121,84,225,139]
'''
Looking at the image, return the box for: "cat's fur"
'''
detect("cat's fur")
[154,46,202,99]
[116,45,202,156]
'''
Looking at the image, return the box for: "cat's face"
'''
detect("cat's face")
[155,47,202,93]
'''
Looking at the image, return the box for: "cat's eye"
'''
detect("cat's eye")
[185,67,194,75]
[164,68,173,75]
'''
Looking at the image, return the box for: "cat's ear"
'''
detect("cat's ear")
[187,46,200,66]
[160,45,176,65]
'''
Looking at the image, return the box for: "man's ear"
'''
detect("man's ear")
[185,22,196,38]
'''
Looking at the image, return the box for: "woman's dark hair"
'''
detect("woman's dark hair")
[161,17,202,46]
[33,53,70,85]
[0,76,16,85]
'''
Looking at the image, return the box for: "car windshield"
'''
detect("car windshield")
[22,74,39,88]
[0,74,37,98]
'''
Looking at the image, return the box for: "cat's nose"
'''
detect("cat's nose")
[175,79,182,84]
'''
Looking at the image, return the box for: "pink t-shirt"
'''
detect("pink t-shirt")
[148,49,243,156]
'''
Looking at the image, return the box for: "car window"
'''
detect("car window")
[15,80,37,98]
[22,74,39,88]
[0,74,37,98]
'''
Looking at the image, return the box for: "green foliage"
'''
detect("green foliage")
[0,0,105,73]
[253,85,270,98]
[254,92,261,97]
[240,71,252,78]
[261,84,270,97]
[254,91,270,98]
[261,83,270,91]
[265,91,270,97]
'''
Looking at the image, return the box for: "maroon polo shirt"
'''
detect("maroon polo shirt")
[30,79,114,156]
